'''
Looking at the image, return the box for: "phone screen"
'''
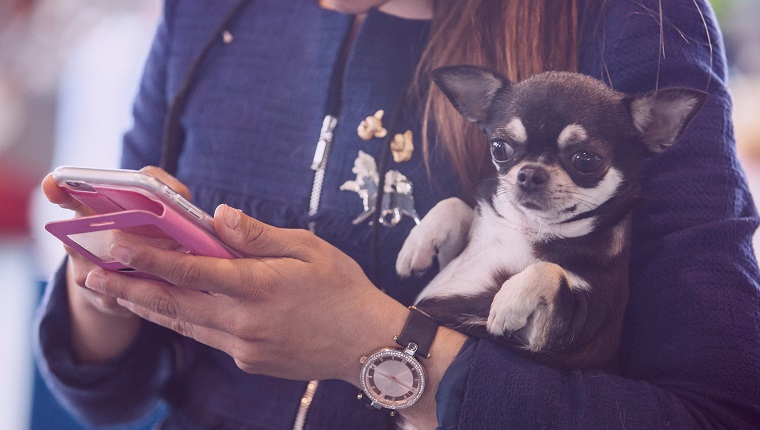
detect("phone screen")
[67,224,188,264]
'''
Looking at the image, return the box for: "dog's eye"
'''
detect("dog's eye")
[572,151,604,174]
[491,141,515,163]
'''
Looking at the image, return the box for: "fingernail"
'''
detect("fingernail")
[108,245,133,264]
[116,298,133,311]
[85,271,105,292]
[221,205,240,229]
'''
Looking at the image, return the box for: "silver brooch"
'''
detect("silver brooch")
[340,151,421,227]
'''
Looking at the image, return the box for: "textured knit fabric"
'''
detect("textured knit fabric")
[34,0,760,429]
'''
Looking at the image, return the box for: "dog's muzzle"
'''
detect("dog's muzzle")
[517,165,549,192]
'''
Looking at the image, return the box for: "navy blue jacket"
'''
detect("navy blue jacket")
[35,0,760,429]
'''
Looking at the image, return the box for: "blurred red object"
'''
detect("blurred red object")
[0,158,38,234]
[6,0,36,18]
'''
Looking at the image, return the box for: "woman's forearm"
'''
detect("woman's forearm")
[66,262,142,363]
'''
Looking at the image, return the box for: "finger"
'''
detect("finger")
[213,204,314,260]
[140,166,191,200]
[64,244,96,286]
[116,295,293,378]
[113,297,270,375]
[111,228,183,250]
[85,268,231,331]
[118,297,234,346]
[105,240,252,296]
[41,174,95,215]
[84,287,136,318]
[67,261,134,318]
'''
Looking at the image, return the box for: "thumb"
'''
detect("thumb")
[213,204,310,259]
[140,166,192,200]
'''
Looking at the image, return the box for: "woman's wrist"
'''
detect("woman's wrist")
[339,286,467,428]
[339,288,409,386]
[66,264,141,363]
[401,326,468,428]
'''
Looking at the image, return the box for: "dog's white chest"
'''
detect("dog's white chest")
[415,204,536,302]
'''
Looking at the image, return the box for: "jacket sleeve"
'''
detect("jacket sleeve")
[120,0,173,170]
[454,0,760,428]
[33,3,178,427]
[33,260,175,427]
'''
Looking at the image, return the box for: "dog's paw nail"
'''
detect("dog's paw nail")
[411,268,428,278]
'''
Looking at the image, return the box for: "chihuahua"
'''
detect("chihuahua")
[396,65,706,368]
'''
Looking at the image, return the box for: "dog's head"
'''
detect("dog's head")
[432,65,706,234]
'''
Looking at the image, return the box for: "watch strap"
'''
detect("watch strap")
[395,306,439,359]
[357,392,397,416]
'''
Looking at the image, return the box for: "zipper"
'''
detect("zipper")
[294,115,337,430]
[307,115,338,233]
[293,380,319,430]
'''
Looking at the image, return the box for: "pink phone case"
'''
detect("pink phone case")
[45,186,236,278]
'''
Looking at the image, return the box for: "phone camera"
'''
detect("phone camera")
[64,181,96,192]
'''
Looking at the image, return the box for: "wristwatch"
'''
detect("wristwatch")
[358,306,439,413]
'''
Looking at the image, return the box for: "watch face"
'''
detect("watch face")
[360,349,426,409]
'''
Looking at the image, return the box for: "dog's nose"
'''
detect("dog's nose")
[517,165,549,191]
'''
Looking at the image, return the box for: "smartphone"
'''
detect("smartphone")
[45,167,239,277]
[51,166,216,231]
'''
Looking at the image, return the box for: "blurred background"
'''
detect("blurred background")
[0,0,758,429]
[0,1,160,429]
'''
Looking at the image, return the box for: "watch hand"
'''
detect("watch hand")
[373,369,415,391]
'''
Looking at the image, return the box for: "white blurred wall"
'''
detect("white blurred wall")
[0,2,159,429]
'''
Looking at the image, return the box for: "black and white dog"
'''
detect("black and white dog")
[396,66,706,368]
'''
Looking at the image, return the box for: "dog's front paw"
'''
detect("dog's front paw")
[396,224,438,277]
[487,262,572,351]
[396,198,474,278]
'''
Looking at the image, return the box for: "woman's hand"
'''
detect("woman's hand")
[43,166,191,316]
[84,204,411,382]
[42,165,191,362]
[84,203,467,428]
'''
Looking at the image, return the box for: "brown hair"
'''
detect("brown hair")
[415,0,598,195]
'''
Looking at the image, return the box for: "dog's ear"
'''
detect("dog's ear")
[432,65,510,125]
[627,88,707,153]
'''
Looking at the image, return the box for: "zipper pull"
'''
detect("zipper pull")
[311,115,338,170]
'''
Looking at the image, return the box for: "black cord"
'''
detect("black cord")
[369,97,407,287]
[160,0,249,175]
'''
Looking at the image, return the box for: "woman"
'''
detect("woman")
[36,0,760,428]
